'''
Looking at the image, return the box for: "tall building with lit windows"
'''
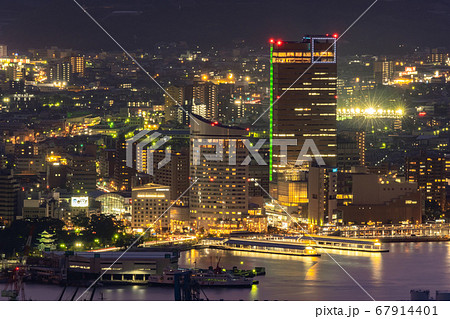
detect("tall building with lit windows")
[131,183,170,232]
[70,56,86,77]
[48,62,71,84]
[192,81,218,120]
[269,35,338,181]
[337,131,366,172]
[165,82,218,124]
[0,169,19,226]
[189,114,248,233]
[67,153,97,194]
[406,152,446,209]
[114,137,136,191]
[374,59,394,84]
[164,85,187,122]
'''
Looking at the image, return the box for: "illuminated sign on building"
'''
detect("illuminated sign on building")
[136,193,165,198]
[71,196,89,207]
[399,67,417,77]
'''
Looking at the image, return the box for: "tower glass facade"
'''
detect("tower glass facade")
[270,36,338,180]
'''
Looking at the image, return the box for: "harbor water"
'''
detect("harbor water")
[4,242,450,301]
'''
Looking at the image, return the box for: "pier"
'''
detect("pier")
[333,224,450,239]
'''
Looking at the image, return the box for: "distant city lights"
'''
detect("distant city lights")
[337,107,404,119]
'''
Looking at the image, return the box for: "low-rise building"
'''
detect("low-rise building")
[131,183,171,232]
[335,174,423,225]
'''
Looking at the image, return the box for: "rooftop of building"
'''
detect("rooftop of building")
[132,183,170,191]
[190,113,248,136]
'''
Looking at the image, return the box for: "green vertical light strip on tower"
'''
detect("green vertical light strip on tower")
[269,43,274,181]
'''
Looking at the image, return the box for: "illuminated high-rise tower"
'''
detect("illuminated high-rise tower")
[269,35,338,181]
[70,55,86,77]
[189,114,248,233]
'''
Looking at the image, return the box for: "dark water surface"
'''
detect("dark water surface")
[7,242,450,301]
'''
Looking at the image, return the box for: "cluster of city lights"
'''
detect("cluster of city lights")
[337,107,404,118]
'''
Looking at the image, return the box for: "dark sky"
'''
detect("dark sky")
[1,0,450,55]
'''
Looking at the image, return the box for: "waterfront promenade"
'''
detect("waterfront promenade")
[333,223,450,239]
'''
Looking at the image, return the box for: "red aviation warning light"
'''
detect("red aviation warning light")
[333,33,338,38]
[277,40,282,46]
[269,38,275,44]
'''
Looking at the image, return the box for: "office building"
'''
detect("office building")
[337,131,366,171]
[47,160,67,190]
[147,148,190,204]
[308,166,337,225]
[374,59,394,84]
[22,199,47,219]
[269,35,338,180]
[164,85,188,123]
[114,137,136,191]
[192,81,218,120]
[406,153,446,208]
[67,153,97,194]
[0,169,19,225]
[99,149,116,179]
[48,62,71,84]
[70,56,86,77]
[336,174,423,225]
[131,183,171,232]
[431,48,446,65]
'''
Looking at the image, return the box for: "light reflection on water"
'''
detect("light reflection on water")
[3,242,450,301]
